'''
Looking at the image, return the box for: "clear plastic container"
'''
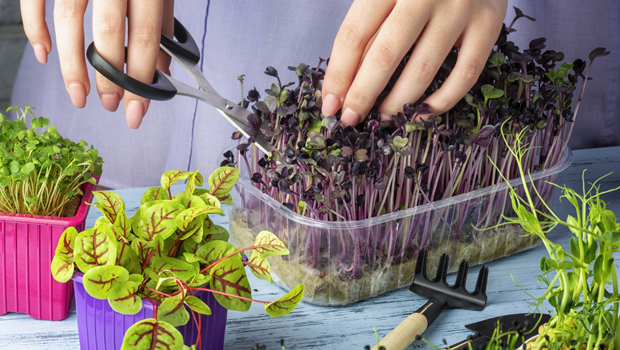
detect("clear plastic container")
[229,147,572,306]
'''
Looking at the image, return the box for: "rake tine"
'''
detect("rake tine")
[473,266,489,295]
[454,260,469,288]
[415,249,429,280]
[435,253,450,283]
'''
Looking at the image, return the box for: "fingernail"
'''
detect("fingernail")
[101,92,120,112]
[322,94,342,116]
[126,101,145,129]
[68,82,87,108]
[33,43,47,64]
[341,107,361,127]
[380,113,392,121]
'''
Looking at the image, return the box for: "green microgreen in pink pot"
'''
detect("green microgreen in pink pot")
[50,166,305,350]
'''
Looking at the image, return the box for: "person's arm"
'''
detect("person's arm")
[322,0,508,126]
[20,0,174,129]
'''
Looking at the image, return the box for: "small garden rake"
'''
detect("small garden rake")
[371,249,489,350]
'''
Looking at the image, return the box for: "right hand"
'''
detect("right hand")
[20,0,175,129]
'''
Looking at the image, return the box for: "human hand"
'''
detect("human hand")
[20,0,175,128]
[321,0,507,126]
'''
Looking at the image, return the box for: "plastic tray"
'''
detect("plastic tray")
[229,147,572,306]
[0,179,98,320]
[72,273,228,350]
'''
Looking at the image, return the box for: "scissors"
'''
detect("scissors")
[85,18,274,156]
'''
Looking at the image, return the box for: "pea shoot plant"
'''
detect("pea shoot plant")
[51,167,304,350]
[494,125,620,350]
[0,106,102,217]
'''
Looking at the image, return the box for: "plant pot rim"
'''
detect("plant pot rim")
[71,270,210,312]
[230,145,573,229]
[0,176,99,225]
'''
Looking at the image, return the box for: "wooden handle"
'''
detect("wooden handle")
[371,313,428,350]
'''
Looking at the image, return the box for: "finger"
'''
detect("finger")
[157,0,174,75]
[420,12,504,120]
[377,11,468,120]
[92,0,127,112]
[340,0,432,126]
[124,0,164,129]
[21,0,52,64]
[54,0,90,108]
[321,0,395,120]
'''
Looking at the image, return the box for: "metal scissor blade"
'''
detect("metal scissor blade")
[167,76,274,156]
[159,43,219,96]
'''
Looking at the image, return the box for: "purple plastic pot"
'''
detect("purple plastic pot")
[0,179,98,321]
[72,273,227,350]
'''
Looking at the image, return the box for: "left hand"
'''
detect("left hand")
[321,0,508,126]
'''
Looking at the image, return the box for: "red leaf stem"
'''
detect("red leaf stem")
[191,287,268,305]
[199,244,284,274]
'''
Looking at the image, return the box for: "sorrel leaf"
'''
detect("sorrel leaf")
[118,241,142,275]
[252,231,289,258]
[247,249,272,283]
[91,191,125,224]
[121,319,184,350]
[196,240,237,267]
[198,192,221,208]
[74,225,118,273]
[264,284,305,317]
[50,256,74,283]
[208,167,239,198]
[204,224,229,242]
[138,202,185,241]
[108,280,142,315]
[150,256,197,284]
[83,265,129,299]
[208,256,252,311]
[113,211,132,241]
[174,207,207,240]
[161,170,193,191]
[158,294,190,327]
[184,295,211,315]
[55,226,78,261]
[185,171,203,196]
[141,187,169,204]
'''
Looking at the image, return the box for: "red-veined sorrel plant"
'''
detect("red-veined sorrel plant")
[50,166,304,350]
[223,7,608,282]
[0,106,103,216]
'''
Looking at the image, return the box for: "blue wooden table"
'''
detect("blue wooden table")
[1,146,619,350]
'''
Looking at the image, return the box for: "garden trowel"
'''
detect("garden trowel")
[371,249,489,350]
[443,313,551,350]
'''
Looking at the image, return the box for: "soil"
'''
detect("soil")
[231,216,541,306]
[61,195,82,217]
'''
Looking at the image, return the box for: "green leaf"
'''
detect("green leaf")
[219,194,234,206]
[74,226,118,273]
[138,202,185,241]
[264,285,304,317]
[161,170,193,191]
[516,206,542,235]
[91,191,125,224]
[566,215,582,236]
[184,295,211,315]
[121,319,184,350]
[601,210,617,233]
[196,240,238,267]
[198,192,221,208]
[141,187,169,205]
[586,240,598,264]
[149,256,197,284]
[185,171,204,196]
[50,256,75,283]
[158,294,190,327]
[208,167,239,197]
[108,281,142,315]
[481,84,504,99]
[83,265,129,299]
[175,206,224,240]
[55,226,78,261]
[209,255,252,311]
[252,231,290,258]
[128,274,145,285]
[118,242,142,275]
[247,250,272,283]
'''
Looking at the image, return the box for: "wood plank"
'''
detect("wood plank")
[1,146,618,349]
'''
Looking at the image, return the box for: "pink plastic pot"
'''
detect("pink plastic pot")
[72,273,228,350]
[0,179,98,321]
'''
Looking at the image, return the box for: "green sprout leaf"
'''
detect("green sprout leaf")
[108,280,142,315]
[161,170,193,191]
[252,231,290,258]
[208,167,239,198]
[247,249,272,283]
[209,255,252,311]
[74,225,118,273]
[121,319,184,350]
[55,226,78,261]
[50,256,74,283]
[158,294,190,327]
[141,187,169,204]
[264,284,305,317]
[83,265,129,299]
[149,256,197,285]
[196,240,237,267]
[118,242,142,275]
[481,84,504,99]
[184,295,211,315]
[198,192,221,208]
[138,202,185,241]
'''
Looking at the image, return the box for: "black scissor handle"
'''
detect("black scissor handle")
[85,18,200,101]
